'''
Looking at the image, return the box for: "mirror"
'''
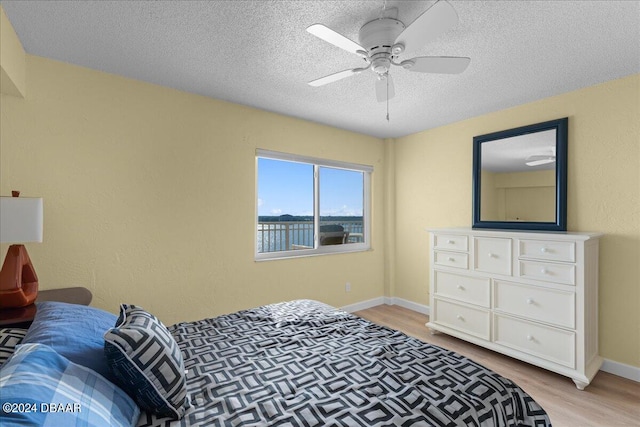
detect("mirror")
[472,118,568,231]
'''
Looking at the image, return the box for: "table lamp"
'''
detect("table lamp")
[0,191,43,308]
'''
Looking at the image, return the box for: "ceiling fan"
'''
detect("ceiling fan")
[525,148,556,167]
[306,0,470,102]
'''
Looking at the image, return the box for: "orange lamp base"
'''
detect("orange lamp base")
[0,244,39,308]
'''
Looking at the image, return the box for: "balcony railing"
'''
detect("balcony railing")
[257,220,363,253]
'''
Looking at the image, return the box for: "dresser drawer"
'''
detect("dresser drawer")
[519,240,576,262]
[493,314,575,368]
[434,271,490,308]
[434,251,469,270]
[433,299,490,340]
[519,261,576,285]
[474,237,512,276]
[493,280,575,328]
[434,234,469,252]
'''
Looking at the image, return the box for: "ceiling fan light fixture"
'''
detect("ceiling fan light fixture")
[370,52,392,74]
[525,147,556,166]
[400,59,415,69]
[525,157,556,167]
[391,43,404,55]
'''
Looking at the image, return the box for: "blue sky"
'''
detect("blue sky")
[257,158,363,217]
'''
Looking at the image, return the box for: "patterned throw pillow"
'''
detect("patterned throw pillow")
[0,343,140,427]
[104,304,187,419]
[0,328,28,366]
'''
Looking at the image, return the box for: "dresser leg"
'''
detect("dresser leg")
[572,379,588,390]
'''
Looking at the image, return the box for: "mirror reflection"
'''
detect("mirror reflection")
[472,117,568,231]
[480,129,557,222]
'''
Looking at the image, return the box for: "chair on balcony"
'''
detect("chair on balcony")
[319,224,349,246]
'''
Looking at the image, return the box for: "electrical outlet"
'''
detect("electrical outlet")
[345,282,351,292]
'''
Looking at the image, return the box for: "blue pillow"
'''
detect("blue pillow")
[0,343,140,427]
[104,304,187,419]
[22,301,117,379]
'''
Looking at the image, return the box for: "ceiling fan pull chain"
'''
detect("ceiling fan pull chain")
[386,76,390,122]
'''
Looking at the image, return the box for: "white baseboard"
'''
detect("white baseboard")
[340,297,385,313]
[384,297,430,315]
[600,359,640,382]
[341,296,639,383]
[340,296,429,314]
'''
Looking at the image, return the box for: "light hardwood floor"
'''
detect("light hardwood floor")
[354,304,640,427]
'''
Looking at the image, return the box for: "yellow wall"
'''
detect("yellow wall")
[482,169,556,221]
[503,186,555,222]
[0,55,387,324]
[480,169,501,220]
[0,6,26,97]
[394,73,640,367]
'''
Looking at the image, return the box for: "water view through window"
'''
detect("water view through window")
[257,157,365,254]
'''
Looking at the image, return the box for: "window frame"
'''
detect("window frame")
[255,149,372,261]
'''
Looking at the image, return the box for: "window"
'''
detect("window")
[256,149,372,260]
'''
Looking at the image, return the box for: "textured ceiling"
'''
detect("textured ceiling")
[481,130,557,173]
[2,0,639,138]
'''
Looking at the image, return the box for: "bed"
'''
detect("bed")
[0,299,551,427]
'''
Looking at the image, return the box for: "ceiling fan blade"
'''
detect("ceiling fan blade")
[307,24,365,55]
[375,74,395,102]
[525,157,556,167]
[525,154,556,166]
[394,0,458,54]
[406,56,471,74]
[308,68,361,87]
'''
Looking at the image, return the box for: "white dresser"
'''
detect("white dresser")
[427,228,602,389]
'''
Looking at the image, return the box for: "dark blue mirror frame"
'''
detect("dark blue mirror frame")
[472,117,568,231]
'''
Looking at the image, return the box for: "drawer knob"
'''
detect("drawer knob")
[540,247,549,253]
[448,257,455,262]
[447,240,455,244]
[456,315,464,321]
[527,335,534,341]
[526,297,534,305]
[540,268,548,274]
[488,253,495,258]
[456,284,465,291]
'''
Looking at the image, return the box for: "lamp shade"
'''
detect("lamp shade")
[0,197,43,243]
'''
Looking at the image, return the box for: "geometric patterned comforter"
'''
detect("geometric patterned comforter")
[137,300,551,427]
